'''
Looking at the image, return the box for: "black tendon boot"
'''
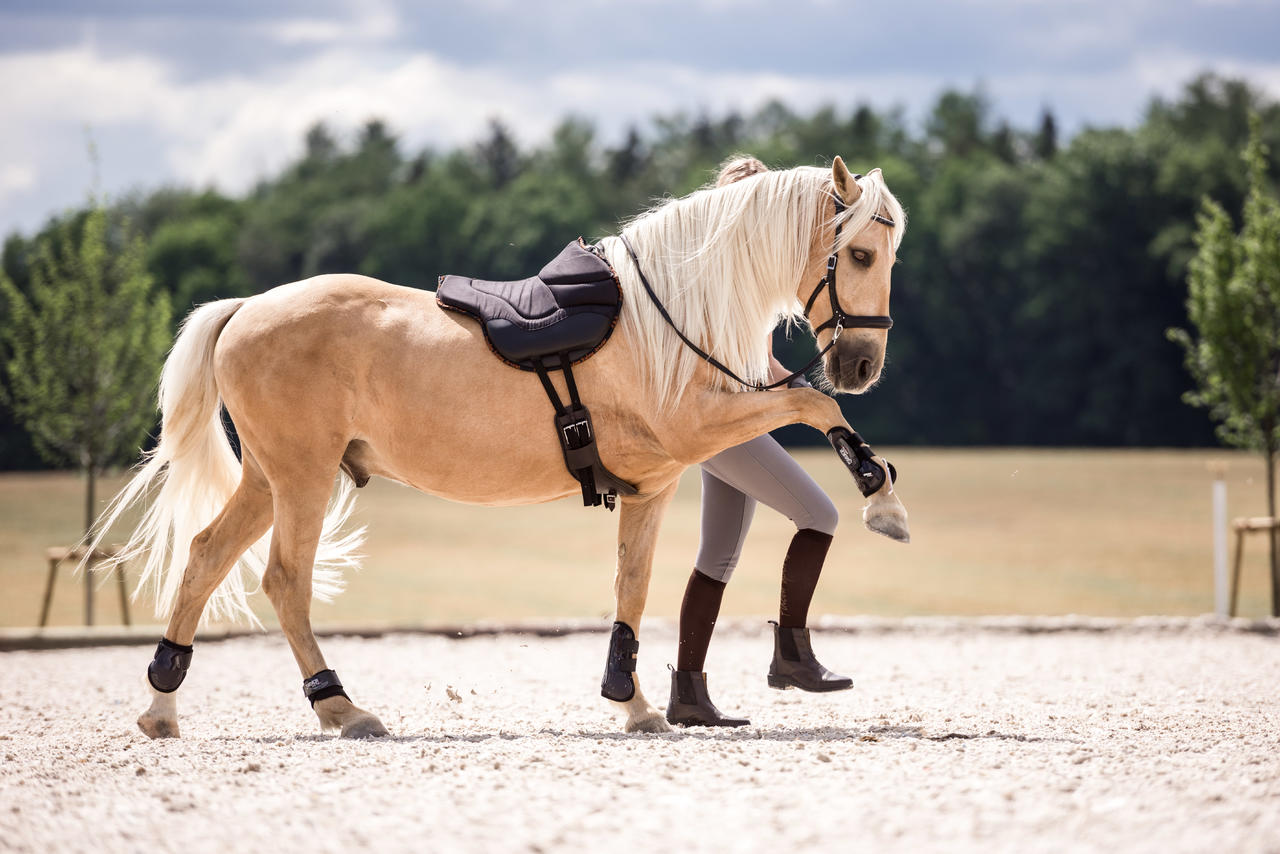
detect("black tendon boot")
[666,669,750,727]
[769,529,852,692]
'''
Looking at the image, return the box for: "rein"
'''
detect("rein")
[618,183,894,392]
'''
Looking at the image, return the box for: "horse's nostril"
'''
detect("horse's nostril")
[855,358,874,385]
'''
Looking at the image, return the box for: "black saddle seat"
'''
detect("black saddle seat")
[436,239,622,370]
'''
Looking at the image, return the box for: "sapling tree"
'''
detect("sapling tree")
[1169,114,1280,615]
[0,203,171,623]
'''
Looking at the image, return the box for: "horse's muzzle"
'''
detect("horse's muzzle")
[826,338,884,393]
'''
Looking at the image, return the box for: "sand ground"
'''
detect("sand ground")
[2,619,1278,853]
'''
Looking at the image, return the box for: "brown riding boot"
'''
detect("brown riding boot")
[666,569,749,727]
[769,529,853,692]
[767,622,853,692]
[666,669,750,727]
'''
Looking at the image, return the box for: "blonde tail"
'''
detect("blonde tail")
[87,298,364,627]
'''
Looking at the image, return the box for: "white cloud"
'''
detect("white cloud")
[2,26,1280,234]
[0,165,37,203]
[263,0,399,45]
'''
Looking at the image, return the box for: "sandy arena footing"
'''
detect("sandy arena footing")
[2,619,1278,853]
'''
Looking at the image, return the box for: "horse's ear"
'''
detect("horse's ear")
[832,156,862,204]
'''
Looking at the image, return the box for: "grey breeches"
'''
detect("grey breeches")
[695,433,839,582]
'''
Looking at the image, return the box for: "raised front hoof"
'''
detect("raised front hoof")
[340,713,389,739]
[137,712,180,739]
[864,508,910,543]
[625,712,673,734]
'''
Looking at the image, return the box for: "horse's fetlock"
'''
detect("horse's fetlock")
[303,669,349,706]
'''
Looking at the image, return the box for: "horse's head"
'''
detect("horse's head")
[800,156,904,394]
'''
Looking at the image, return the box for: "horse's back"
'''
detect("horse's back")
[212,274,594,504]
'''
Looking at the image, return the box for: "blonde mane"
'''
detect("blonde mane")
[598,164,905,413]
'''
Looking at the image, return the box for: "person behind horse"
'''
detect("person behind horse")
[667,156,852,728]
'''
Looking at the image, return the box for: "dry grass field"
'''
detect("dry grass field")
[0,448,1273,629]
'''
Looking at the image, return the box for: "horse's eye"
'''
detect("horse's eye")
[850,249,871,266]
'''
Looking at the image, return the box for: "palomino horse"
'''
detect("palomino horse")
[93,156,909,739]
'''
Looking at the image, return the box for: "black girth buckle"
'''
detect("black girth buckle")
[560,414,592,450]
[534,358,635,510]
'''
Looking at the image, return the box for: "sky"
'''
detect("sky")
[2,0,1279,236]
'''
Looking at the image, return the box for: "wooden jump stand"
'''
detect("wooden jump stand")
[1229,517,1280,617]
[38,545,130,628]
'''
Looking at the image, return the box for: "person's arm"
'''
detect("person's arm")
[766,336,811,388]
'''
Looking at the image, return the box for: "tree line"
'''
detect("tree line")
[2,73,1279,469]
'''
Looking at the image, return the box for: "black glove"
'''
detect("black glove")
[787,373,813,389]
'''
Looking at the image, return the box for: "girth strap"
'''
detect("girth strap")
[533,353,637,510]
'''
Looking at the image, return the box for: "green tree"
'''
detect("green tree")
[1169,115,1280,615]
[0,204,172,620]
[1033,109,1058,160]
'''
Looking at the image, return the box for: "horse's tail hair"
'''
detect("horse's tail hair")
[86,297,364,628]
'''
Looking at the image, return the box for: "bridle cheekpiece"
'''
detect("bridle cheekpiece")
[802,183,895,344]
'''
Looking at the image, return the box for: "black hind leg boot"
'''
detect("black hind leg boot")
[665,569,749,727]
[769,529,853,692]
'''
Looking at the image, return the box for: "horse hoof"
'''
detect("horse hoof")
[137,713,180,739]
[341,713,389,739]
[625,712,672,734]
[865,509,910,543]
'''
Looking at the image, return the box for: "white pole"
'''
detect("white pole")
[1212,470,1228,618]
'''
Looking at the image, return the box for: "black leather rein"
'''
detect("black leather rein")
[618,183,895,392]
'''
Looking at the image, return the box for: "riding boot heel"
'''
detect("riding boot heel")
[767,622,853,693]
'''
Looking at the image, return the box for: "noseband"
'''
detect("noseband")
[618,176,895,391]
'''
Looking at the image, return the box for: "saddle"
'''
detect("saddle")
[437,240,637,510]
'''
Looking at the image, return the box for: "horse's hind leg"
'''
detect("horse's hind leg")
[261,474,387,739]
[605,481,679,734]
[138,464,274,739]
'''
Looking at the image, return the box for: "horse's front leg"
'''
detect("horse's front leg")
[670,387,910,543]
[602,480,679,733]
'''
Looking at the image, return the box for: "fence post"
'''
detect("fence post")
[1210,463,1228,618]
